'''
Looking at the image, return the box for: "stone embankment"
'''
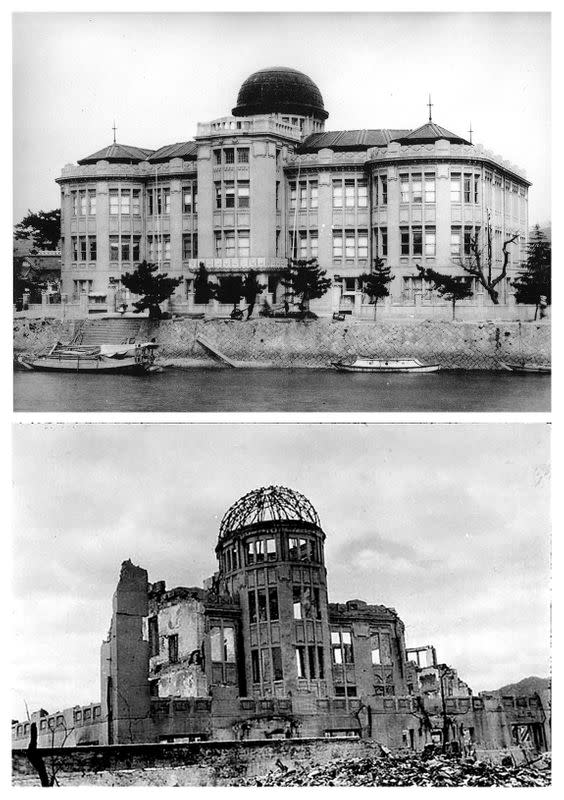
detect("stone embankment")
[14,317,551,371]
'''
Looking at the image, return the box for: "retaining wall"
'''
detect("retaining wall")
[14,317,551,370]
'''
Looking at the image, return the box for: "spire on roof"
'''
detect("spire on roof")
[427,94,433,123]
[112,120,117,145]
[468,122,473,144]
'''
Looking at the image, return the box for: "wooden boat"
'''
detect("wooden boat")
[502,362,551,375]
[332,358,439,373]
[17,341,161,375]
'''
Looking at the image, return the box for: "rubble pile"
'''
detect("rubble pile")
[243,751,551,787]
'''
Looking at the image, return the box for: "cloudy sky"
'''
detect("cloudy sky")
[12,422,550,720]
[12,12,550,226]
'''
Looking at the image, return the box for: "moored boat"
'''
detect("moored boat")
[502,362,551,375]
[17,341,160,375]
[332,358,439,373]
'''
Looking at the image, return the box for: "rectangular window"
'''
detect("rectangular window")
[412,174,422,203]
[132,236,140,262]
[261,649,272,682]
[344,179,355,208]
[308,645,317,678]
[249,590,257,623]
[211,627,222,661]
[214,149,221,165]
[224,628,235,662]
[272,647,283,681]
[109,190,119,215]
[293,585,302,620]
[381,175,388,205]
[333,231,343,260]
[464,175,472,204]
[345,230,355,260]
[79,191,87,216]
[215,182,222,210]
[225,181,235,208]
[109,235,119,262]
[163,235,170,261]
[296,646,306,678]
[237,147,249,164]
[299,182,307,210]
[331,631,342,664]
[400,174,410,203]
[309,181,318,209]
[163,189,171,215]
[88,190,96,215]
[121,238,130,262]
[310,231,318,259]
[425,229,436,256]
[183,187,193,213]
[268,587,279,621]
[464,228,473,256]
[183,234,193,260]
[224,148,235,164]
[237,181,250,208]
[168,634,179,664]
[120,189,131,215]
[342,631,354,664]
[89,236,97,261]
[381,228,388,257]
[224,230,235,257]
[132,190,140,215]
[214,232,222,257]
[451,227,462,257]
[412,227,422,256]
[251,649,260,683]
[71,191,78,216]
[424,174,435,203]
[79,236,87,261]
[255,539,265,563]
[289,181,297,210]
[358,180,368,208]
[147,190,153,216]
[450,173,461,203]
[358,231,368,260]
[474,176,479,204]
[401,228,409,256]
[299,231,308,259]
[266,538,276,560]
[237,230,250,257]
[318,647,325,678]
[333,180,343,208]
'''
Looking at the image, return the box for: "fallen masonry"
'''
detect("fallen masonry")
[241,751,552,788]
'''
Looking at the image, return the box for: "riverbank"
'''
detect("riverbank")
[14,317,551,371]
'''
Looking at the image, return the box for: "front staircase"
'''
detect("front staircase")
[70,318,145,346]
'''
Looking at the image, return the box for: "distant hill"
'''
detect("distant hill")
[484,676,550,696]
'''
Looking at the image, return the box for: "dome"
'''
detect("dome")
[232,67,328,120]
[219,485,321,540]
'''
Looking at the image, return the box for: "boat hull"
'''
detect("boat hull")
[332,362,439,373]
[502,363,551,375]
[18,356,151,375]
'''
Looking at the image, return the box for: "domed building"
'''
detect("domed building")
[13,486,551,755]
[56,66,531,319]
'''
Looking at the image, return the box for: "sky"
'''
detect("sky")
[12,11,551,226]
[11,422,550,721]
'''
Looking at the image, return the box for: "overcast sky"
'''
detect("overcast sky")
[12,422,550,720]
[12,12,550,226]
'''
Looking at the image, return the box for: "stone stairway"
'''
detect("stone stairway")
[71,318,144,346]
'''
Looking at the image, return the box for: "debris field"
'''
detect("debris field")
[242,751,551,787]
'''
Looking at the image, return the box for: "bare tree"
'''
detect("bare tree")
[456,214,518,304]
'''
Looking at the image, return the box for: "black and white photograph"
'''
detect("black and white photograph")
[11,423,551,786]
[12,11,550,412]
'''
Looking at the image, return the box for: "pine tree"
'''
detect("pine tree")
[359,257,394,319]
[417,265,473,320]
[512,225,551,319]
[14,209,61,251]
[193,263,215,305]
[216,274,244,313]
[280,258,332,316]
[120,261,183,319]
[243,270,266,319]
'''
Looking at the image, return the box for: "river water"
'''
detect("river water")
[13,368,550,412]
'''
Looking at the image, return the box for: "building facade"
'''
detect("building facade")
[56,67,530,317]
[13,486,550,755]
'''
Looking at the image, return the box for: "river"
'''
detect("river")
[13,368,550,413]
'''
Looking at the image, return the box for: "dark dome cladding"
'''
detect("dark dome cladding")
[232,67,328,120]
[219,485,321,540]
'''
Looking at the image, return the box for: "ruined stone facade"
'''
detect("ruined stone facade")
[13,487,550,755]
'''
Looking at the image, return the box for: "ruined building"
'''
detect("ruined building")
[13,486,549,754]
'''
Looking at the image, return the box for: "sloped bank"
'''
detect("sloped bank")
[14,318,551,371]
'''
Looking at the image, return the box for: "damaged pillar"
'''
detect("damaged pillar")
[100,560,151,744]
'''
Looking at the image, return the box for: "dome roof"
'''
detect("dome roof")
[232,67,328,120]
[219,485,321,540]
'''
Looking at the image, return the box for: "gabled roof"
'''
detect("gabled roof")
[392,122,471,146]
[147,141,198,163]
[77,143,154,165]
[299,129,410,153]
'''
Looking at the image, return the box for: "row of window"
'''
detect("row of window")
[214,229,250,258]
[215,180,250,209]
[293,585,322,620]
[214,147,250,166]
[14,707,102,737]
[70,186,199,217]
[249,587,279,623]
[251,646,284,683]
[333,229,369,261]
[400,226,437,257]
[70,234,199,263]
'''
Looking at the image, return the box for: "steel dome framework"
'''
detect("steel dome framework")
[218,485,321,540]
